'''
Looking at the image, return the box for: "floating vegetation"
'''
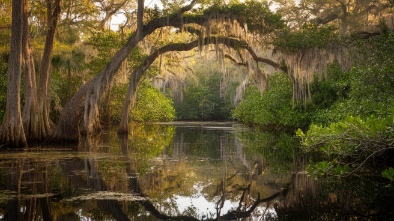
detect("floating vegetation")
[65,191,147,202]
[0,190,56,202]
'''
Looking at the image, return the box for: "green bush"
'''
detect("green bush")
[131,84,176,122]
[297,109,394,177]
[232,73,309,129]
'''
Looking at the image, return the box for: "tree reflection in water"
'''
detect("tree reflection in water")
[1,123,392,220]
[0,124,288,220]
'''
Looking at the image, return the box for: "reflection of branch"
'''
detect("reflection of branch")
[237,184,251,210]
[219,189,288,220]
[139,200,200,221]
[133,164,286,221]
[216,194,225,217]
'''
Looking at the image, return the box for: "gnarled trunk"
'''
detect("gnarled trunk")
[50,78,95,141]
[1,0,27,147]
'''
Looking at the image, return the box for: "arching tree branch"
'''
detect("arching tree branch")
[52,0,210,140]
[118,36,282,133]
[52,0,279,140]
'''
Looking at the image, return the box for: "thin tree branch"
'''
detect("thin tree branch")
[345,146,394,177]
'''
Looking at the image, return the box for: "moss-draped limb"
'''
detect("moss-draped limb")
[118,36,283,133]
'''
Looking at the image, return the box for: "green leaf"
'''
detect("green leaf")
[382,167,394,181]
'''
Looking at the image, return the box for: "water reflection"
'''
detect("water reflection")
[1,123,393,220]
[0,123,287,220]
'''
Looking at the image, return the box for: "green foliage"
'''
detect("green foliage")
[306,160,350,177]
[108,83,126,123]
[296,32,394,178]
[308,63,351,125]
[50,47,87,121]
[85,30,126,75]
[0,30,10,55]
[344,33,394,117]
[232,73,309,129]
[382,167,394,182]
[297,111,394,177]
[273,25,338,53]
[202,0,285,34]
[309,32,394,126]
[131,84,176,122]
[175,73,232,121]
[160,0,187,15]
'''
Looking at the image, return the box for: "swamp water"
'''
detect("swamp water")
[0,122,393,220]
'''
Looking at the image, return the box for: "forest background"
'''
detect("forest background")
[0,0,394,179]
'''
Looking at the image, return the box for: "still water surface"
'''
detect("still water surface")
[0,122,393,220]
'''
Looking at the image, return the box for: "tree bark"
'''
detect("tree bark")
[50,78,96,141]
[117,69,142,134]
[0,0,27,147]
[81,0,146,135]
[21,0,39,140]
[36,0,61,140]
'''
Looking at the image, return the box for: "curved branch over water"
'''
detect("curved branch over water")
[118,36,282,133]
[52,0,279,141]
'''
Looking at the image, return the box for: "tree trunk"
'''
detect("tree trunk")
[21,0,39,140]
[81,0,145,135]
[50,78,96,141]
[118,70,141,134]
[0,0,27,147]
[36,0,61,139]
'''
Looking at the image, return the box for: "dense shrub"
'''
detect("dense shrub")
[131,84,176,122]
[297,111,394,177]
[232,73,310,129]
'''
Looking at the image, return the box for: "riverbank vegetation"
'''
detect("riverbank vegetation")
[233,29,394,179]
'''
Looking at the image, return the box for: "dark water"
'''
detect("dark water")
[0,122,393,220]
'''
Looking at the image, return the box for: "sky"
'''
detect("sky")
[110,0,162,30]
